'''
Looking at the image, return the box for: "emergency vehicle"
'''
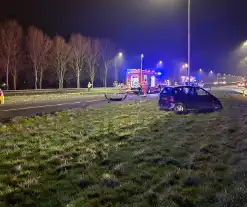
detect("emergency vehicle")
[126,69,160,93]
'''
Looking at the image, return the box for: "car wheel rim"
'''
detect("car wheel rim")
[175,105,184,112]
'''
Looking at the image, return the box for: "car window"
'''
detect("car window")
[161,87,174,95]
[196,88,208,96]
[174,87,195,96]
[183,87,195,96]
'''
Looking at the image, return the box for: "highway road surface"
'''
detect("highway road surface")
[0,94,158,121]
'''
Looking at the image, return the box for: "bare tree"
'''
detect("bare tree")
[0,20,23,90]
[10,49,23,90]
[51,36,71,89]
[99,39,116,87]
[27,26,52,89]
[39,39,52,89]
[69,34,88,88]
[86,38,100,87]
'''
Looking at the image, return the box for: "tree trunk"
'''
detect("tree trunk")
[13,73,17,90]
[58,73,63,89]
[104,65,108,87]
[34,66,38,89]
[77,69,80,88]
[39,69,43,89]
[90,66,95,88]
[6,57,9,90]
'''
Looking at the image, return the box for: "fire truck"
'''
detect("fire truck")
[126,69,160,93]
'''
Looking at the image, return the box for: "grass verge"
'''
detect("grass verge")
[3,89,121,104]
[1,93,247,206]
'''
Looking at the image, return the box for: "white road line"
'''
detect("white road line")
[1,99,103,112]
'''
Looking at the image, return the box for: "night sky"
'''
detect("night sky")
[1,0,247,74]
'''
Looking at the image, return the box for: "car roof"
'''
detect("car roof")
[164,86,198,89]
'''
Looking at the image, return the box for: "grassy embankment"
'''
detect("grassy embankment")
[3,88,120,104]
[1,92,247,206]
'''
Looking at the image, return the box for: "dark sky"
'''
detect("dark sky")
[1,0,247,74]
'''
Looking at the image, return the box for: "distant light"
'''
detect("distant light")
[141,54,144,58]
[183,63,188,68]
[210,71,213,74]
[199,69,202,72]
[118,52,123,57]
[157,72,162,75]
[243,41,247,47]
[159,60,163,64]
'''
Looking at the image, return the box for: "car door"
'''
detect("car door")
[195,87,212,110]
[177,87,197,110]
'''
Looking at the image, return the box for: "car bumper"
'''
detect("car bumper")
[158,100,175,110]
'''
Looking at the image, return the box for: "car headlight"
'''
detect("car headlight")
[213,82,218,85]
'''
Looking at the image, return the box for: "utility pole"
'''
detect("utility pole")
[140,54,144,84]
[188,0,191,85]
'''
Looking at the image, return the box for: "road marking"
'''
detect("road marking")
[1,99,103,112]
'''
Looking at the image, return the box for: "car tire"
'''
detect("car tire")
[173,103,185,113]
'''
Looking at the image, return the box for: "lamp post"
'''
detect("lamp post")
[140,54,144,84]
[188,0,191,85]
[114,52,123,84]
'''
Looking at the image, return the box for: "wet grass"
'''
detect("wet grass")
[1,93,247,206]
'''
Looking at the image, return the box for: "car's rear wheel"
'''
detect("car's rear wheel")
[173,104,185,113]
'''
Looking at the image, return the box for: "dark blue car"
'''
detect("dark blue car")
[158,86,222,112]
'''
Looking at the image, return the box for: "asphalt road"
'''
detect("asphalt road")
[0,94,158,121]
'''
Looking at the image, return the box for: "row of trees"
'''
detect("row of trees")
[0,20,121,90]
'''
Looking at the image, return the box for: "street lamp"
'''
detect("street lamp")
[157,60,163,68]
[118,52,123,57]
[199,68,202,72]
[140,54,144,84]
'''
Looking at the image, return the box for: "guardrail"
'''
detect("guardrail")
[3,87,119,96]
